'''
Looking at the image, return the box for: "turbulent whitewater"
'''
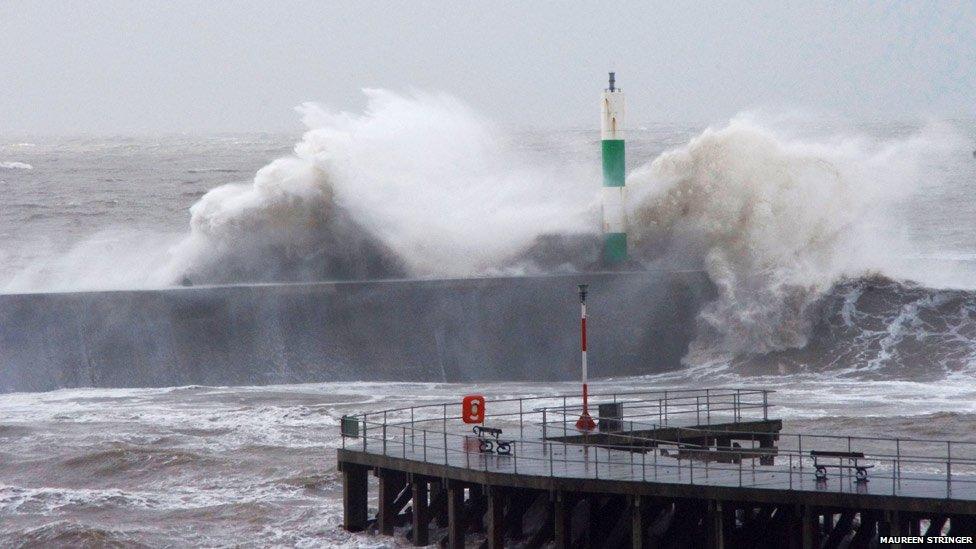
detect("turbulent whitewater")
[627,117,970,361]
[2,94,976,545]
[4,93,973,373]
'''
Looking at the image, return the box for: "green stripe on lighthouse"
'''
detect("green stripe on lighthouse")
[601,140,625,187]
[604,232,627,262]
[602,138,626,262]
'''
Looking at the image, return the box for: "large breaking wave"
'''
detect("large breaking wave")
[731,275,976,379]
[626,117,968,363]
[161,90,597,284]
[3,90,973,373]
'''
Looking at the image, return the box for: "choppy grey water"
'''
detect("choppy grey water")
[2,119,976,546]
[2,376,976,547]
[0,135,295,284]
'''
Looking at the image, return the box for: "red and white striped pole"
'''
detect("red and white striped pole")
[575,284,596,431]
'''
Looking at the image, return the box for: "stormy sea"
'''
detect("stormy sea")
[2,91,976,546]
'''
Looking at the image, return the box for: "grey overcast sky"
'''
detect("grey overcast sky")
[1,1,974,134]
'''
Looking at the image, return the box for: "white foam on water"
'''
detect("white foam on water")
[2,95,972,378]
[154,89,597,284]
[626,115,969,361]
[3,377,975,546]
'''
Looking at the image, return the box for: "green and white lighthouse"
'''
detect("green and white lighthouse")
[601,72,627,263]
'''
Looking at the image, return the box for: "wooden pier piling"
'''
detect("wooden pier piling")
[340,462,368,532]
[410,475,429,545]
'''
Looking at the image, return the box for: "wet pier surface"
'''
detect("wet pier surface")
[338,389,976,547]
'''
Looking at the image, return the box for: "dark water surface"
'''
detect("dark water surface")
[2,374,976,547]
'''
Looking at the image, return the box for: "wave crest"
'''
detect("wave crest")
[627,117,963,362]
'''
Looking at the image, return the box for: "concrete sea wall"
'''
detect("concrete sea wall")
[0,271,712,393]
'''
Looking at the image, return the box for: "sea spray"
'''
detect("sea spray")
[160,154,404,284]
[155,90,598,283]
[626,116,967,362]
[293,90,596,276]
[1,95,972,375]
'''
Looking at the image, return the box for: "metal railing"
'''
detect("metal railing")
[339,388,976,501]
[535,388,769,433]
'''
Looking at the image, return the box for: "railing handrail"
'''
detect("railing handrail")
[348,394,974,451]
[340,387,976,483]
[348,421,976,491]
[353,415,976,467]
[344,387,771,419]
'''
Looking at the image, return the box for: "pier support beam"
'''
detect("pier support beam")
[583,496,600,547]
[900,513,920,537]
[526,492,556,548]
[801,506,818,549]
[430,480,448,527]
[880,510,900,547]
[660,500,698,547]
[824,511,855,547]
[851,511,878,547]
[707,500,724,549]
[554,492,573,548]
[341,462,369,532]
[950,514,976,536]
[377,469,404,535]
[486,487,505,549]
[925,516,947,537]
[447,481,466,549]
[467,485,485,533]
[782,505,803,549]
[410,475,429,546]
[504,488,531,539]
[631,496,644,549]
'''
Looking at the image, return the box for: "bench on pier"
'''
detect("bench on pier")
[810,450,874,482]
[472,426,514,455]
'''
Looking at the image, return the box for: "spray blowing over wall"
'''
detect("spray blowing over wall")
[2,90,971,373]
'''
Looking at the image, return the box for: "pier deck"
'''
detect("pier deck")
[338,388,976,547]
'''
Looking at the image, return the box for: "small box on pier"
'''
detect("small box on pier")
[598,403,623,432]
[341,415,360,437]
